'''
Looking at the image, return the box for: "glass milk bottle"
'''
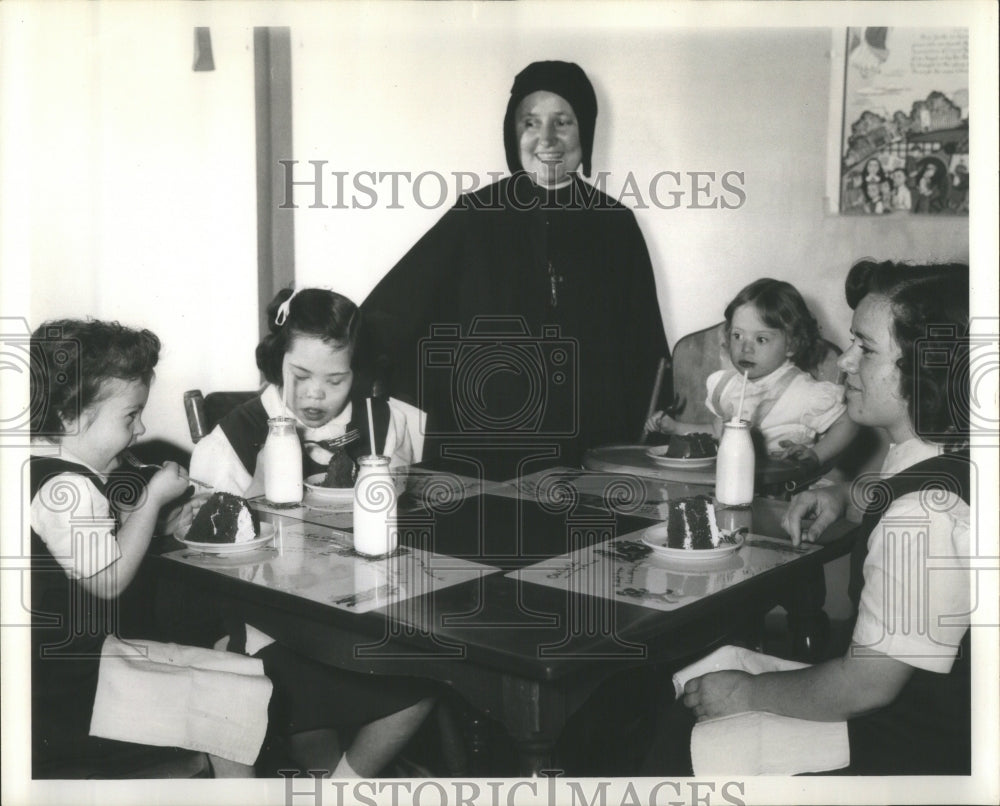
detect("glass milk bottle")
[263,416,303,505]
[353,455,398,557]
[716,421,755,506]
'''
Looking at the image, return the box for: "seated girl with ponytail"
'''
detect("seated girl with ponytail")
[191,287,413,496]
[189,288,432,778]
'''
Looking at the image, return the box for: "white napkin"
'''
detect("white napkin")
[674,645,850,775]
[90,635,273,765]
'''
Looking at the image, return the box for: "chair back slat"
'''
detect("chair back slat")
[184,389,259,443]
[671,323,728,424]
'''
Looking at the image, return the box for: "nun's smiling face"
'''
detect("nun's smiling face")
[515,91,582,188]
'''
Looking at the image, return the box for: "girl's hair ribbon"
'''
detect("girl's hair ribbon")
[274,288,301,326]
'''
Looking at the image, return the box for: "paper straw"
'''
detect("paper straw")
[280,364,289,418]
[732,369,749,424]
[366,397,377,456]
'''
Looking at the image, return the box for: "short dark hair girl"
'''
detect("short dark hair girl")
[30,319,160,437]
[723,278,827,372]
[845,260,969,444]
[255,288,361,386]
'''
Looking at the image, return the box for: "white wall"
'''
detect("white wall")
[6,2,983,457]
[290,14,969,352]
[6,4,260,447]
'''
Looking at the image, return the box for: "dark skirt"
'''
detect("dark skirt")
[256,642,435,734]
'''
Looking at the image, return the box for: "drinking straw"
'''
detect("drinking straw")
[732,369,749,424]
[366,397,377,456]
[280,364,289,418]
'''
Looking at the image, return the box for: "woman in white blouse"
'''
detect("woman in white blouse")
[653,260,972,775]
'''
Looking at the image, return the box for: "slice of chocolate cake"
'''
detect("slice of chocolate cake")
[186,492,260,543]
[321,447,356,488]
[665,433,717,458]
[664,495,725,550]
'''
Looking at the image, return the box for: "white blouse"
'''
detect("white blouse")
[706,361,846,454]
[190,384,414,498]
[852,439,971,674]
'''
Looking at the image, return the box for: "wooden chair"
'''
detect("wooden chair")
[185,390,260,443]
[669,322,842,425]
[667,322,844,497]
[667,323,845,660]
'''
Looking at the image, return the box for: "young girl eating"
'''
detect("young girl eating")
[647,278,858,470]
[30,319,270,778]
[191,287,412,495]
[189,288,432,778]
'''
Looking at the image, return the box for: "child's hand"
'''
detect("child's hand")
[147,462,192,506]
[161,492,210,540]
[644,410,677,435]
[682,670,754,721]
[773,441,820,468]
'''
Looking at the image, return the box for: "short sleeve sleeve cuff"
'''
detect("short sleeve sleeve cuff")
[30,474,121,579]
[800,381,847,434]
[851,493,970,674]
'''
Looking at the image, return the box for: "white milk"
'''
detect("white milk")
[263,416,303,505]
[715,421,755,506]
[353,455,398,557]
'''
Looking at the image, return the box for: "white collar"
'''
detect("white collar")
[740,360,796,391]
[260,384,353,439]
[882,438,942,477]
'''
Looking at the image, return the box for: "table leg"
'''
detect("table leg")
[499,676,565,777]
[516,740,556,778]
[783,566,830,662]
[464,711,491,777]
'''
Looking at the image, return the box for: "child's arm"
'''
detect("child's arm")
[81,462,190,599]
[810,412,859,465]
[644,411,717,437]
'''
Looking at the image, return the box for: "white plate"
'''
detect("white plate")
[644,445,716,469]
[306,471,408,500]
[304,473,355,502]
[641,524,744,564]
[179,523,276,554]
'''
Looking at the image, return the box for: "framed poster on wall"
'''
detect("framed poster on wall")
[832,27,969,216]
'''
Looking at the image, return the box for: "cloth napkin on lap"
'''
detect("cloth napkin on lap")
[673,645,849,775]
[90,635,273,765]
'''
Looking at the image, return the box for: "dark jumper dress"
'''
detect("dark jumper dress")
[215,388,390,482]
[30,455,194,776]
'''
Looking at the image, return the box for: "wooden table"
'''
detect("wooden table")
[155,469,857,776]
